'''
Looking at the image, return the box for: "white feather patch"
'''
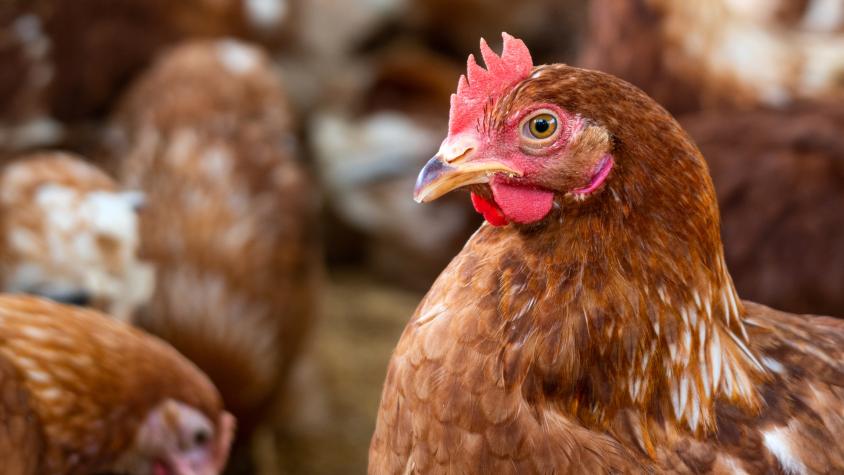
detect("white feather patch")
[761,356,786,374]
[762,426,807,475]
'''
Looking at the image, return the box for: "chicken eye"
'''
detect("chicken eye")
[525,113,558,140]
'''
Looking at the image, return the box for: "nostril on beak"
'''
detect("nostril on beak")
[444,148,473,164]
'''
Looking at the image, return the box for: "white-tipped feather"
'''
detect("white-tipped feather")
[679,377,689,419]
[763,425,808,475]
[711,329,722,392]
[728,329,764,371]
[688,384,701,431]
[671,381,683,420]
[682,330,692,359]
[723,361,735,396]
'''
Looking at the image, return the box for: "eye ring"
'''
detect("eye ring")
[520,110,560,143]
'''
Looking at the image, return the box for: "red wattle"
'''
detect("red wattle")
[470,192,509,226]
[490,177,554,224]
[153,462,169,475]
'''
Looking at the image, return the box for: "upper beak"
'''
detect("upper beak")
[413,149,520,203]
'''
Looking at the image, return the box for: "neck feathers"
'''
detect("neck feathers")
[494,218,766,439]
[576,89,769,434]
[636,251,765,433]
[494,149,766,439]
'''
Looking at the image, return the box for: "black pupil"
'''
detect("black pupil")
[194,430,210,446]
[534,118,550,133]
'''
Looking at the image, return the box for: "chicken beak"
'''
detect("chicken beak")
[413,150,520,203]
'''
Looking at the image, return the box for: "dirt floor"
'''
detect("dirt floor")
[274,269,425,474]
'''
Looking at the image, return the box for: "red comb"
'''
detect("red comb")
[448,33,533,135]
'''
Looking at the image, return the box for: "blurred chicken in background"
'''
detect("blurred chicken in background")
[683,104,844,316]
[109,39,319,473]
[0,0,294,159]
[0,295,233,475]
[309,44,480,288]
[0,152,153,320]
[580,0,844,114]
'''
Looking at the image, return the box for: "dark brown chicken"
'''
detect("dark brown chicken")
[682,105,844,317]
[0,295,233,475]
[370,34,844,473]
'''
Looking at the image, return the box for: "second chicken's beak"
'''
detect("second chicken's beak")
[413,150,520,203]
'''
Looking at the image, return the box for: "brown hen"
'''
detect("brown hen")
[111,38,318,454]
[371,34,844,474]
[0,295,233,475]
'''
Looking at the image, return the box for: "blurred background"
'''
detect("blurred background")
[1,0,843,473]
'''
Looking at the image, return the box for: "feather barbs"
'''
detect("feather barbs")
[448,33,533,135]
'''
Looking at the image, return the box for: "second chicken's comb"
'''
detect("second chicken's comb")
[448,33,533,135]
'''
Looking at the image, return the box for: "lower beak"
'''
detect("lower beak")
[413,154,520,203]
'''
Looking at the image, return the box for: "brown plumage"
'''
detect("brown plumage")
[112,39,318,441]
[681,104,844,317]
[0,295,233,474]
[3,0,293,121]
[0,8,62,154]
[0,152,153,319]
[371,35,844,473]
[402,0,586,63]
[0,350,41,475]
[0,0,294,159]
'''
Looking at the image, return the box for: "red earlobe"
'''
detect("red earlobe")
[471,192,509,226]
